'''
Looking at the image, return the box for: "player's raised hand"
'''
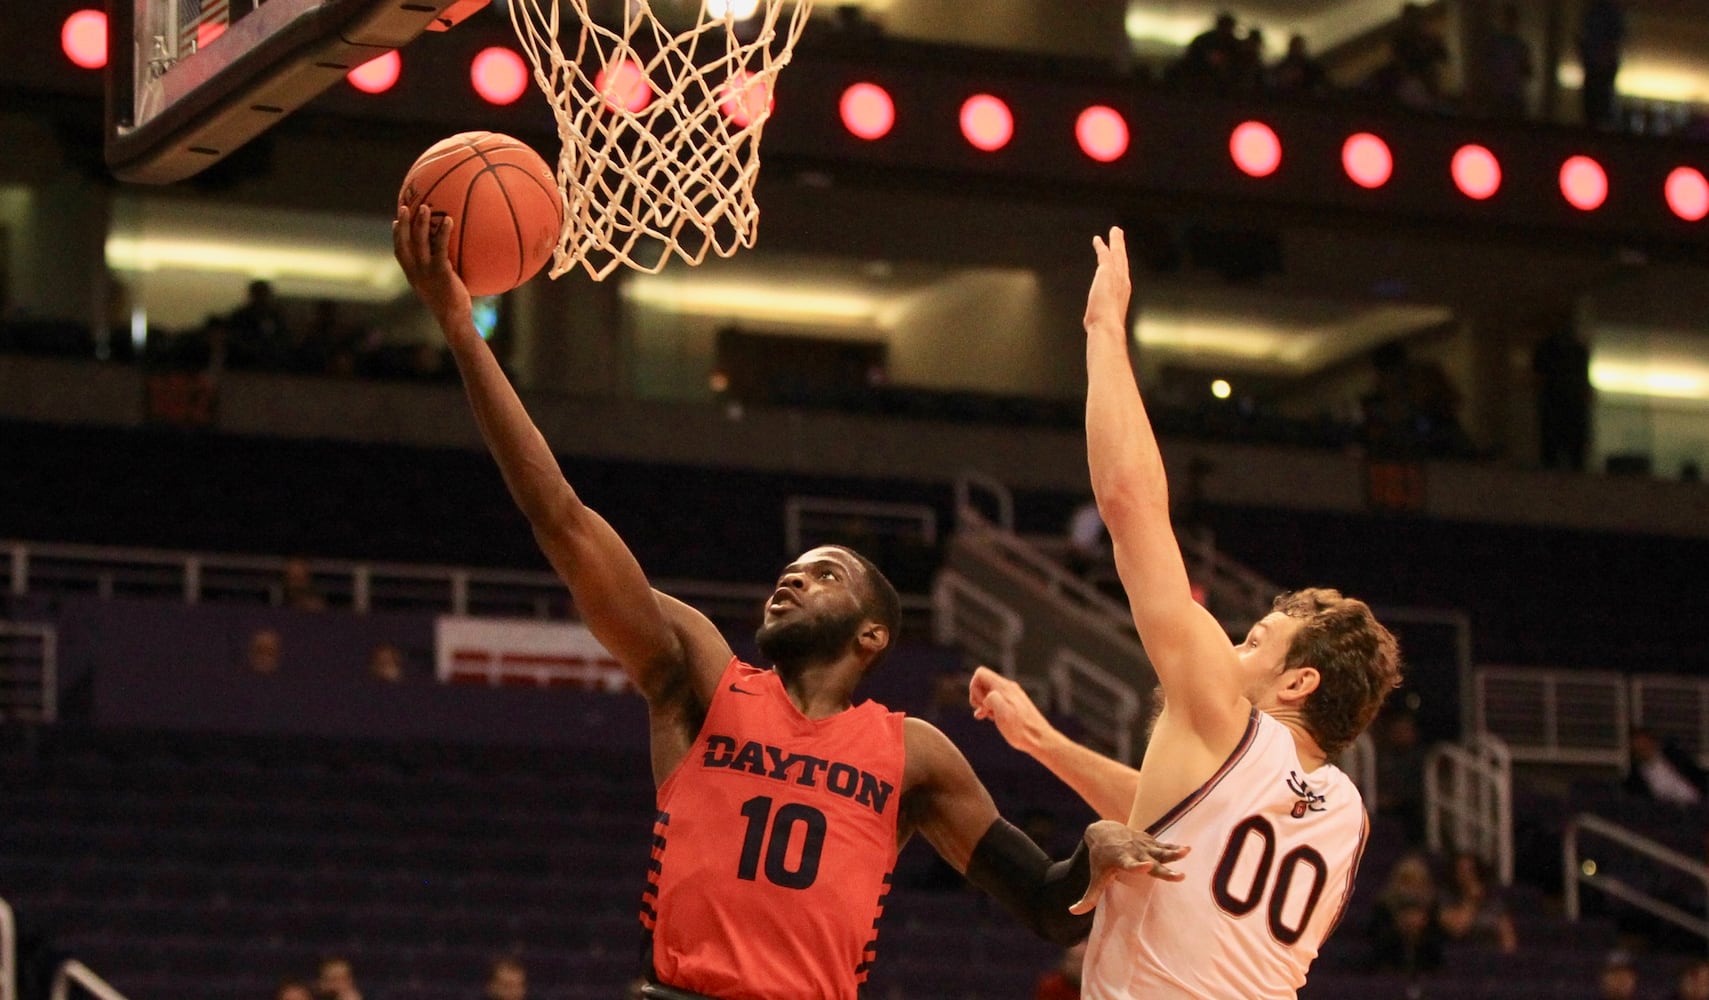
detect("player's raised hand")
[393,203,472,328]
[1070,819,1189,915]
[969,666,1054,757]
[1083,226,1132,336]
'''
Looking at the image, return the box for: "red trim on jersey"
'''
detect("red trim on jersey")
[1322,810,1370,940]
[1145,707,1262,837]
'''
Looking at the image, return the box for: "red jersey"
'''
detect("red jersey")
[642,657,906,1000]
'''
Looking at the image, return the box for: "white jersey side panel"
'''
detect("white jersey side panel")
[1083,710,1368,1000]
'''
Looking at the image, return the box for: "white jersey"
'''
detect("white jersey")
[1083,709,1368,1000]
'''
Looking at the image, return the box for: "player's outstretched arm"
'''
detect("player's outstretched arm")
[1082,228,1245,748]
[900,718,1185,943]
[394,205,728,706]
[968,667,1140,821]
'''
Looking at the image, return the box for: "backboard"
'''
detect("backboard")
[106,0,490,184]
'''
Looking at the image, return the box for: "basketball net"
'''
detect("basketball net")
[509,0,814,281]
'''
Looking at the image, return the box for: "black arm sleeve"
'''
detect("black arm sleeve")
[962,817,1093,945]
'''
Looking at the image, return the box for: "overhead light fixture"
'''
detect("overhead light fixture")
[1590,360,1709,401]
[105,234,404,291]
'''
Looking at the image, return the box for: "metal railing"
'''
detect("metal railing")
[1177,526,1275,624]
[1632,674,1709,768]
[1425,733,1514,886]
[932,570,1024,679]
[954,509,1139,649]
[49,960,129,1000]
[1475,666,1628,766]
[1,895,15,1000]
[953,469,1014,532]
[1565,813,1709,946]
[1,538,929,624]
[0,623,57,724]
[783,496,938,557]
[1047,647,1142,765]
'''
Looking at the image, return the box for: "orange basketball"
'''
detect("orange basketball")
[398,131,563,296]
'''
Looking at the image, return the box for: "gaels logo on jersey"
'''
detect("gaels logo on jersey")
[1286,771,1327,819]
[701,734,896,816]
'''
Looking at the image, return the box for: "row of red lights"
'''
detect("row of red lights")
[62,10,1707,221]
[61,10,774,124]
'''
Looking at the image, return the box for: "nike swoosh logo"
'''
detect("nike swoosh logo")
[728,684,760,696]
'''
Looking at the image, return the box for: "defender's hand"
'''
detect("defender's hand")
[393,203,472,329]
[1083,226,1132,336]
[1070,819,1189,915]
[969,666,1054,757]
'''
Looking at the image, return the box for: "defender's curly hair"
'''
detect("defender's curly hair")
[1273,588,1402,757]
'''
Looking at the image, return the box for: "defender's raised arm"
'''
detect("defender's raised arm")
[1082,228,1246,748]
[393,204,727,709]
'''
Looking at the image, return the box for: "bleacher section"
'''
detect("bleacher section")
[0,636,1113,1000]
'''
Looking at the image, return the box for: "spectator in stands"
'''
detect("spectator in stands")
[1675,958,1709,1000]
[1366,3,1448,113]
[1233,28,1269,94]
[1532,320,1592,471]
[1170,13,1244,94]
[1600,949,1640,1000]
[282,557,327,612]
[1365,853,1445,974]
[368,643,406,683]
[484,956,527,1000]
[228,279,291,370]
[1272,34,1329,98]
[277,981,315,1000]
[1439,851,1518,953]
[1578,0,1627,129]
[247,628,283,675]
[315,957,362,1000]
[1374,710,1426,842]
[1481,4,1534,120]
[1624,727,1706,806]
[295,299,363,377]
[1034,940,1087,1000]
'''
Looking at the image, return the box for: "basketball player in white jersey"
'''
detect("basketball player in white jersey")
[970,227,1402,999]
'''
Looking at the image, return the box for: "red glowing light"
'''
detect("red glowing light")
[1230,121,1281,178]
[471,47,529,106]
[1559,155,1608,211]
[720,72,773,128]
[1075,106,1130,164]
[960,94,1014,152]
[61,10,107,70]
[839,83,895,141]
[1342,133,1392,189]
[198,19,226,48]
[1451,145,1502,200]
[1665,167,1709,222]
[347,51,400,94]
[596,59,652,114]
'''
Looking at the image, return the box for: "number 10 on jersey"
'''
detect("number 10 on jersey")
[738,796,827,890]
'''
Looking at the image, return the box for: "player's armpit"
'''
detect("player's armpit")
[964,818,1095,945]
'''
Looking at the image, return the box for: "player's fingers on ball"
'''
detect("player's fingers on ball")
[410,203,432,259]
[432,215,454,258]
[392,207,411,262]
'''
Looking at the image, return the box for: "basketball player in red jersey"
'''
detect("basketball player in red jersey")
[971,228,1402,998]
[394,206,1188,1000]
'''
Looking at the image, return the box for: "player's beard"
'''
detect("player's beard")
[755,607,864,670]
